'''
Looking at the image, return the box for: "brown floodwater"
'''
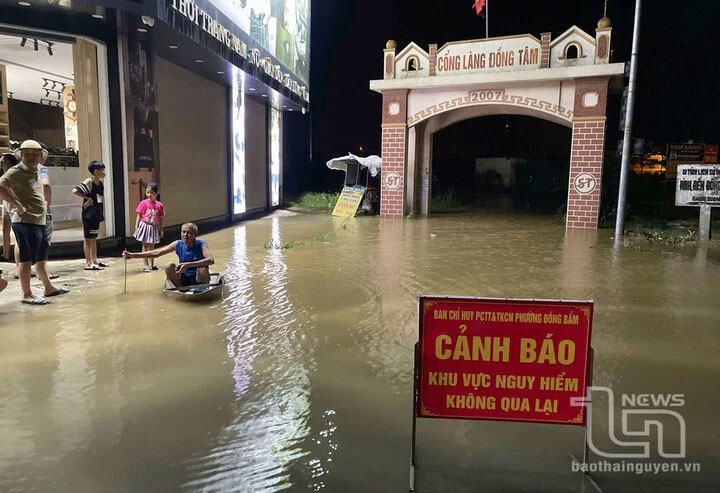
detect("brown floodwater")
[0,210,718,492]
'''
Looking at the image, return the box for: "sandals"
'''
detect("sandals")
[97,262,109,268]
[45,288,69,297]
[21,296,50,305]
[143,267,152,273]
[84,265,103,271]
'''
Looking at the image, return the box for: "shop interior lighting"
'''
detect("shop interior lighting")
[169,44,178,49]
[18,2,31,6]
[137,28,148,33]
[91,6,105,19]
[195,59,203,63]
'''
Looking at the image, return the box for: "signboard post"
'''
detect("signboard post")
[675,164,720,242]
[411,296,595,490]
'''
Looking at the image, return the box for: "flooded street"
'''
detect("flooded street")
[1,210,719,492]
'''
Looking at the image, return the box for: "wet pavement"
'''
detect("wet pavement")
[1,210,719,492]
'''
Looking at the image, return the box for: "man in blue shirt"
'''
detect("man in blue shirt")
[122,222,214,288]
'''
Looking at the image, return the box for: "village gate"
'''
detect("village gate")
[370,17,625,229]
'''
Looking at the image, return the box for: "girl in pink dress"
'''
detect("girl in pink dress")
[133,183,165,272]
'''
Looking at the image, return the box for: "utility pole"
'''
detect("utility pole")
[614,0,642,243]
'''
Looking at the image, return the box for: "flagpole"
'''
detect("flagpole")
[486,0,489,38]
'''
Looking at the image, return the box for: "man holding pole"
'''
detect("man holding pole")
[122,222,214,288]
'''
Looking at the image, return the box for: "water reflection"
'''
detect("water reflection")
[0,211,718,491]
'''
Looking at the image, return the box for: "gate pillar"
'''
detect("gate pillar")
[567,77,610,229]
[380,89,408,218]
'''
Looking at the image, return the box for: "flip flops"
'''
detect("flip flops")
[151,265,160,271]
[45,288,69,297]
[21,296,50,305]
[97,262,109,268]
[143,267,152,273]
[84,265,103,271]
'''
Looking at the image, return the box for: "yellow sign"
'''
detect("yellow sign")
[332,186,365,217]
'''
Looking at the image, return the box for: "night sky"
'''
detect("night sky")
[287,0,720,193]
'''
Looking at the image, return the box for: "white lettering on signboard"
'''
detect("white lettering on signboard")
[436,35,541,75]
[675,165,720,206]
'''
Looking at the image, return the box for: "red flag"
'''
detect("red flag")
[472,0,486,16]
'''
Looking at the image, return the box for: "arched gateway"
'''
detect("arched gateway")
[370,18,625,229]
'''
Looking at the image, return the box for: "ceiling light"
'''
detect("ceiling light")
[217,71,224,74]
[195,59,203,63]
[18,2,31,6]
[261,94,267,98]
[169,44,178,49]
[249,87,256,91]
[92,6,105,19]
[137,28,147,33]
[141,16,155,27]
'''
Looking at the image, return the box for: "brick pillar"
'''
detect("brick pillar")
[428,44,437,76]
[381,89,408,218]
[540,32,551,68]
[567,77,609,229]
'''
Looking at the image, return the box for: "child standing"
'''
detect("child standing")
[72,161,106,270]
[133,183,165,272]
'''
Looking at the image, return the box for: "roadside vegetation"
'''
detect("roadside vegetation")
[288,192,339,210]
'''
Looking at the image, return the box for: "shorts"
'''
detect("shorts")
[83,218,101,239]
[12,222,49,263]
[180,273,199,287]
[45,211,53,246]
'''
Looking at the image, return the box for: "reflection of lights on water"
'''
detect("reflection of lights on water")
[189,219,333,491]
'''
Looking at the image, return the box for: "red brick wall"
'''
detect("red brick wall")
[567,120,605,228]
[381,90,408,218]
[540,32,551,69]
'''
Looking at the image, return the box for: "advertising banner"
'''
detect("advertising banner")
[417,296,593,426]
[675,165,720,206]
[332,186,364,217]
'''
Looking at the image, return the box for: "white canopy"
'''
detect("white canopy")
[326,153,382,177]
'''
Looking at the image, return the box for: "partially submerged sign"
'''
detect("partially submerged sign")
[675,165,720,206]
[332,186,365,217]
[417,296,593,425]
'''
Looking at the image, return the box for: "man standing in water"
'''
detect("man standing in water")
[0,140,68,304]
[122,222,214,288]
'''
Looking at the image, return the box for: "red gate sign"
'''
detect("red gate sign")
[417,296,593,426]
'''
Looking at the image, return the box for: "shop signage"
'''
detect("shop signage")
[666,143,705,179]
[417,296,593,425]
[170,0,248,57]
[168,0,308,102]
[331,186,365,217]
[435,35,541,76]
[675,165,720,206]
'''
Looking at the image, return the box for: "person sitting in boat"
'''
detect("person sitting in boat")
[122,222,214,288]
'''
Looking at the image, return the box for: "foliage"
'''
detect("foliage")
[290,192,339,210]
[264,240,295,250]
[430,190,462,212]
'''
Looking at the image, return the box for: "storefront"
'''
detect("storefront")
[0,0,310,257]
